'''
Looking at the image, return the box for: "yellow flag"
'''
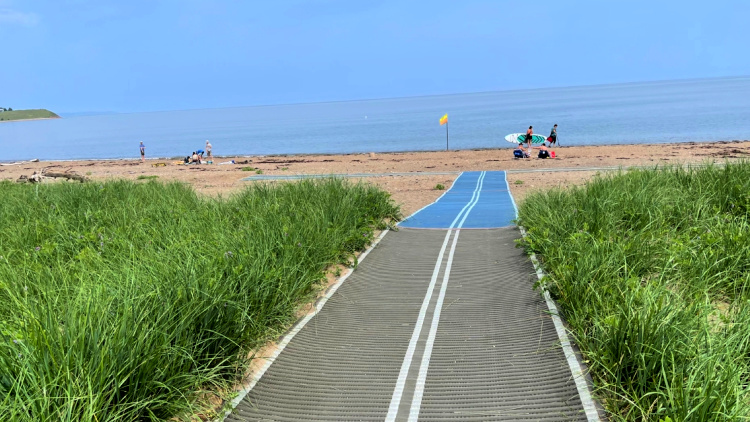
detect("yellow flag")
[439,113,448,125]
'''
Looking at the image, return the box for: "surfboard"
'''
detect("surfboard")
[504,133,548,145]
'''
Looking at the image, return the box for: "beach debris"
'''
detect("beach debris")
[218,160,236,165]
[16,168,88,184]
[369,152,376,158]
[151,162,167,167]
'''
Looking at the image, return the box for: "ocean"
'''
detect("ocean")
[2,77,749,161]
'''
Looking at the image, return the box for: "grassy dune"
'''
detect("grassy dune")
[519,162,750,421]
[0,109,59,122]
[0,179,400,421]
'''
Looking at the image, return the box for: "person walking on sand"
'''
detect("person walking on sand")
[548,124,558,146]
[139,141,145,162]
[525,126,533,150]
[205,140,212,162]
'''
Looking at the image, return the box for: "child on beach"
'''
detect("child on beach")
[139,142,145,162]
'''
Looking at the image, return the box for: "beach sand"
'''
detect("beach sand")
[3,140,749,215]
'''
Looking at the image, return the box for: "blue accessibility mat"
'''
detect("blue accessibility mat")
[398,171,517,229]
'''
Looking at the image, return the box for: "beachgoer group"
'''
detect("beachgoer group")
[139,140,217,164]
[513,124,558,159]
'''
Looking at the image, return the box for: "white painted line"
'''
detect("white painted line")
[219,229,390,422]
[503,171,519,218]
[408,231,461,421]
[384,229,453,422]
[408,172,486,421]
[506,171,601,422]
[386,171,485,421]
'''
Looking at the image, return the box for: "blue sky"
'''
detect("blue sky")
[1,0,747,113]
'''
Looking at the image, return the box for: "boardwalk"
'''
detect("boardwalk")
[225,171,598,421]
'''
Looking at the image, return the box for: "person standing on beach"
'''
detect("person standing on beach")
[139,141,145,162]
[206,140,212,162]
[548,124,558,146]
[525,126,533,150]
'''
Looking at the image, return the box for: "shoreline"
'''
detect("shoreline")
[3,139,749,164]
[0,116,61,124]
[2,140,750,216]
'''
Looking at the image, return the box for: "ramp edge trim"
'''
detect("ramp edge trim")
[218,229,391,422]
[505,172,602,422]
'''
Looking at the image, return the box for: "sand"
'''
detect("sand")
[3,140,749,215]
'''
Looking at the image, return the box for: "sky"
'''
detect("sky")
[1,0,748,114]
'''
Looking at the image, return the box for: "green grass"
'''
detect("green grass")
[0,109,59,122]
[136,175,158,180]
[241,167,255,172]
[0,178,400,421]
[518,162,750,421]
[434,184,445,190]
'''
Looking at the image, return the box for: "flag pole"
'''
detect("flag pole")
[446,120,449,151]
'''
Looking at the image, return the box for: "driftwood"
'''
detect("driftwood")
[44,172,88,182]
[16,169,88,184]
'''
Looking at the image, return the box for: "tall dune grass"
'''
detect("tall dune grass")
[0,179,400,421]
[518,162,750,421]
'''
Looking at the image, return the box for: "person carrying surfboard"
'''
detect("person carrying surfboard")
[525,126,533,150]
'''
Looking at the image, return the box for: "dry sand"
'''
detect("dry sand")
[3,140,749,215]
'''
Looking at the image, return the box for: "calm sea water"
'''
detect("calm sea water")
[2,77,750,161]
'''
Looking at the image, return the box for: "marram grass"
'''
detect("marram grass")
[0,178,400,421]
[518,162,750,421]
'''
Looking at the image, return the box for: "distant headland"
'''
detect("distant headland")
[0,108,60,122]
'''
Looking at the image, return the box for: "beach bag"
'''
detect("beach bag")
[550,151,556,158]
[547,136,553,142]
[513,149,525,158]
[538,150,550,159]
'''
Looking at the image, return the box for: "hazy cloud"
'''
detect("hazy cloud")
[0,8,39,26]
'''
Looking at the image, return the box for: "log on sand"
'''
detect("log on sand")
[16,169,88,183]
[44,171,88,182]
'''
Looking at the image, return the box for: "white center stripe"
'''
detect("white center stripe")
[384,228,452,422]
[408,172,486,421]
[385,172,485,421]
